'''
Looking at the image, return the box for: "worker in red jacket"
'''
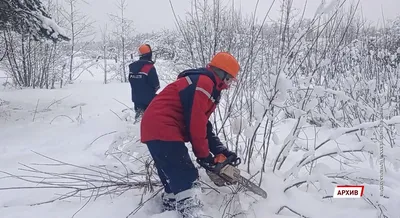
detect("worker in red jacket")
[140,52,240,217]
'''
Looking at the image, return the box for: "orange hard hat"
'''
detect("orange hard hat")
[209,52,240,79]
[138,44,151,55]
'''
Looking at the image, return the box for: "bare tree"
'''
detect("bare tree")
[109,0,135,83]
[60,0,95,83]
[0,0,69,89]
[99,24,111,84]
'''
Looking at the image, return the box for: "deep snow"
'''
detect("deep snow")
[1,60,400,218]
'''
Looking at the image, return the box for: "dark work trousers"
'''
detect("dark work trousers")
[133,103,147,122]
[134,102,148,114]
[146,140,199,195]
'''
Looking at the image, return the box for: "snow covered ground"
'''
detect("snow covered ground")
[1,60,400,218]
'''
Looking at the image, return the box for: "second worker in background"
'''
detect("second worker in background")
[128,44,160,122]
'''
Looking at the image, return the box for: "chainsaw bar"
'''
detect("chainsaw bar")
[236,174,268,198]
[211,169,268,199]
[198,156,268,199]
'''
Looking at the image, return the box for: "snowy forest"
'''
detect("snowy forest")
[1,0,400,217]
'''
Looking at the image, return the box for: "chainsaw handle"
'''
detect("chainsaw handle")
[197,155,241,173]
[230,156,241,167]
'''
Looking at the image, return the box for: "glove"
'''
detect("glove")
[197,153,215,166]
[199,153,227,187]
[221,150,237,160]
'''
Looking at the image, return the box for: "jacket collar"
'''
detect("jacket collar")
[139,53,152,61]
[206,65,228,91]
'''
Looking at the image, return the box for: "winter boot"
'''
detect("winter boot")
[176,197,203,218]
[161,192,176,211]
[175,187,204,218]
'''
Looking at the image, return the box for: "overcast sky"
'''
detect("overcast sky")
[79,0,399,37]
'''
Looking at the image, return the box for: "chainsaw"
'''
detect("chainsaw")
[196,154,268,199]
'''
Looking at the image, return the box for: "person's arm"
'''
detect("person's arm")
[147,66,160,92]
[180,76,214,158]
[206,121,228,155]
[128,63,136,102]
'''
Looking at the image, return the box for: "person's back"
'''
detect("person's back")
[141,68,219,145]
[140,78,186,142]
[128,44,160,120]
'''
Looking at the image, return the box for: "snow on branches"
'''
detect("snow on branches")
[0,0,69,42]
